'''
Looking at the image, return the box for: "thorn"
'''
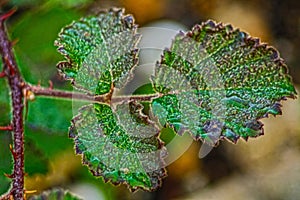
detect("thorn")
[4,56,15,76]
[25,190,37,194]
[11,38,19,46]
[4,173,14,179]
[0,71,6,78]
[48,80,53,89]
[0,193,13,200]
[0,8,17,22]
[24,189,37,199]
[37,80,41,87]
[9,144,17,159]
[0,125,13,131]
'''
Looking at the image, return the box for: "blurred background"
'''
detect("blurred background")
[0,0,299,199]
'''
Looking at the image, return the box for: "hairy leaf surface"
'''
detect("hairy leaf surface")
[55,8,140,94]
[151,20,296,144]
[70,103,166,191]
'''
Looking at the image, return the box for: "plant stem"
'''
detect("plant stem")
[25,84,107,103]
[111,93,160,104]
[0,9,25,200]
[25,83,161,104]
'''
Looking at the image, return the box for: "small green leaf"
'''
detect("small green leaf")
[151,20,296,144]
[28,188,82,200]
[55,8,140,95]
[70,103,166,191]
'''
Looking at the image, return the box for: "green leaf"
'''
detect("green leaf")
[70,103,166,191]
[28,188,82,200]
[151,20,296,144]
[55,8,140,95]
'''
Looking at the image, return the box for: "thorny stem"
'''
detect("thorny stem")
[0,8,25,200]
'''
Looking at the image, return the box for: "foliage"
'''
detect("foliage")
[54,8,296,192]
[151,21,296,144]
